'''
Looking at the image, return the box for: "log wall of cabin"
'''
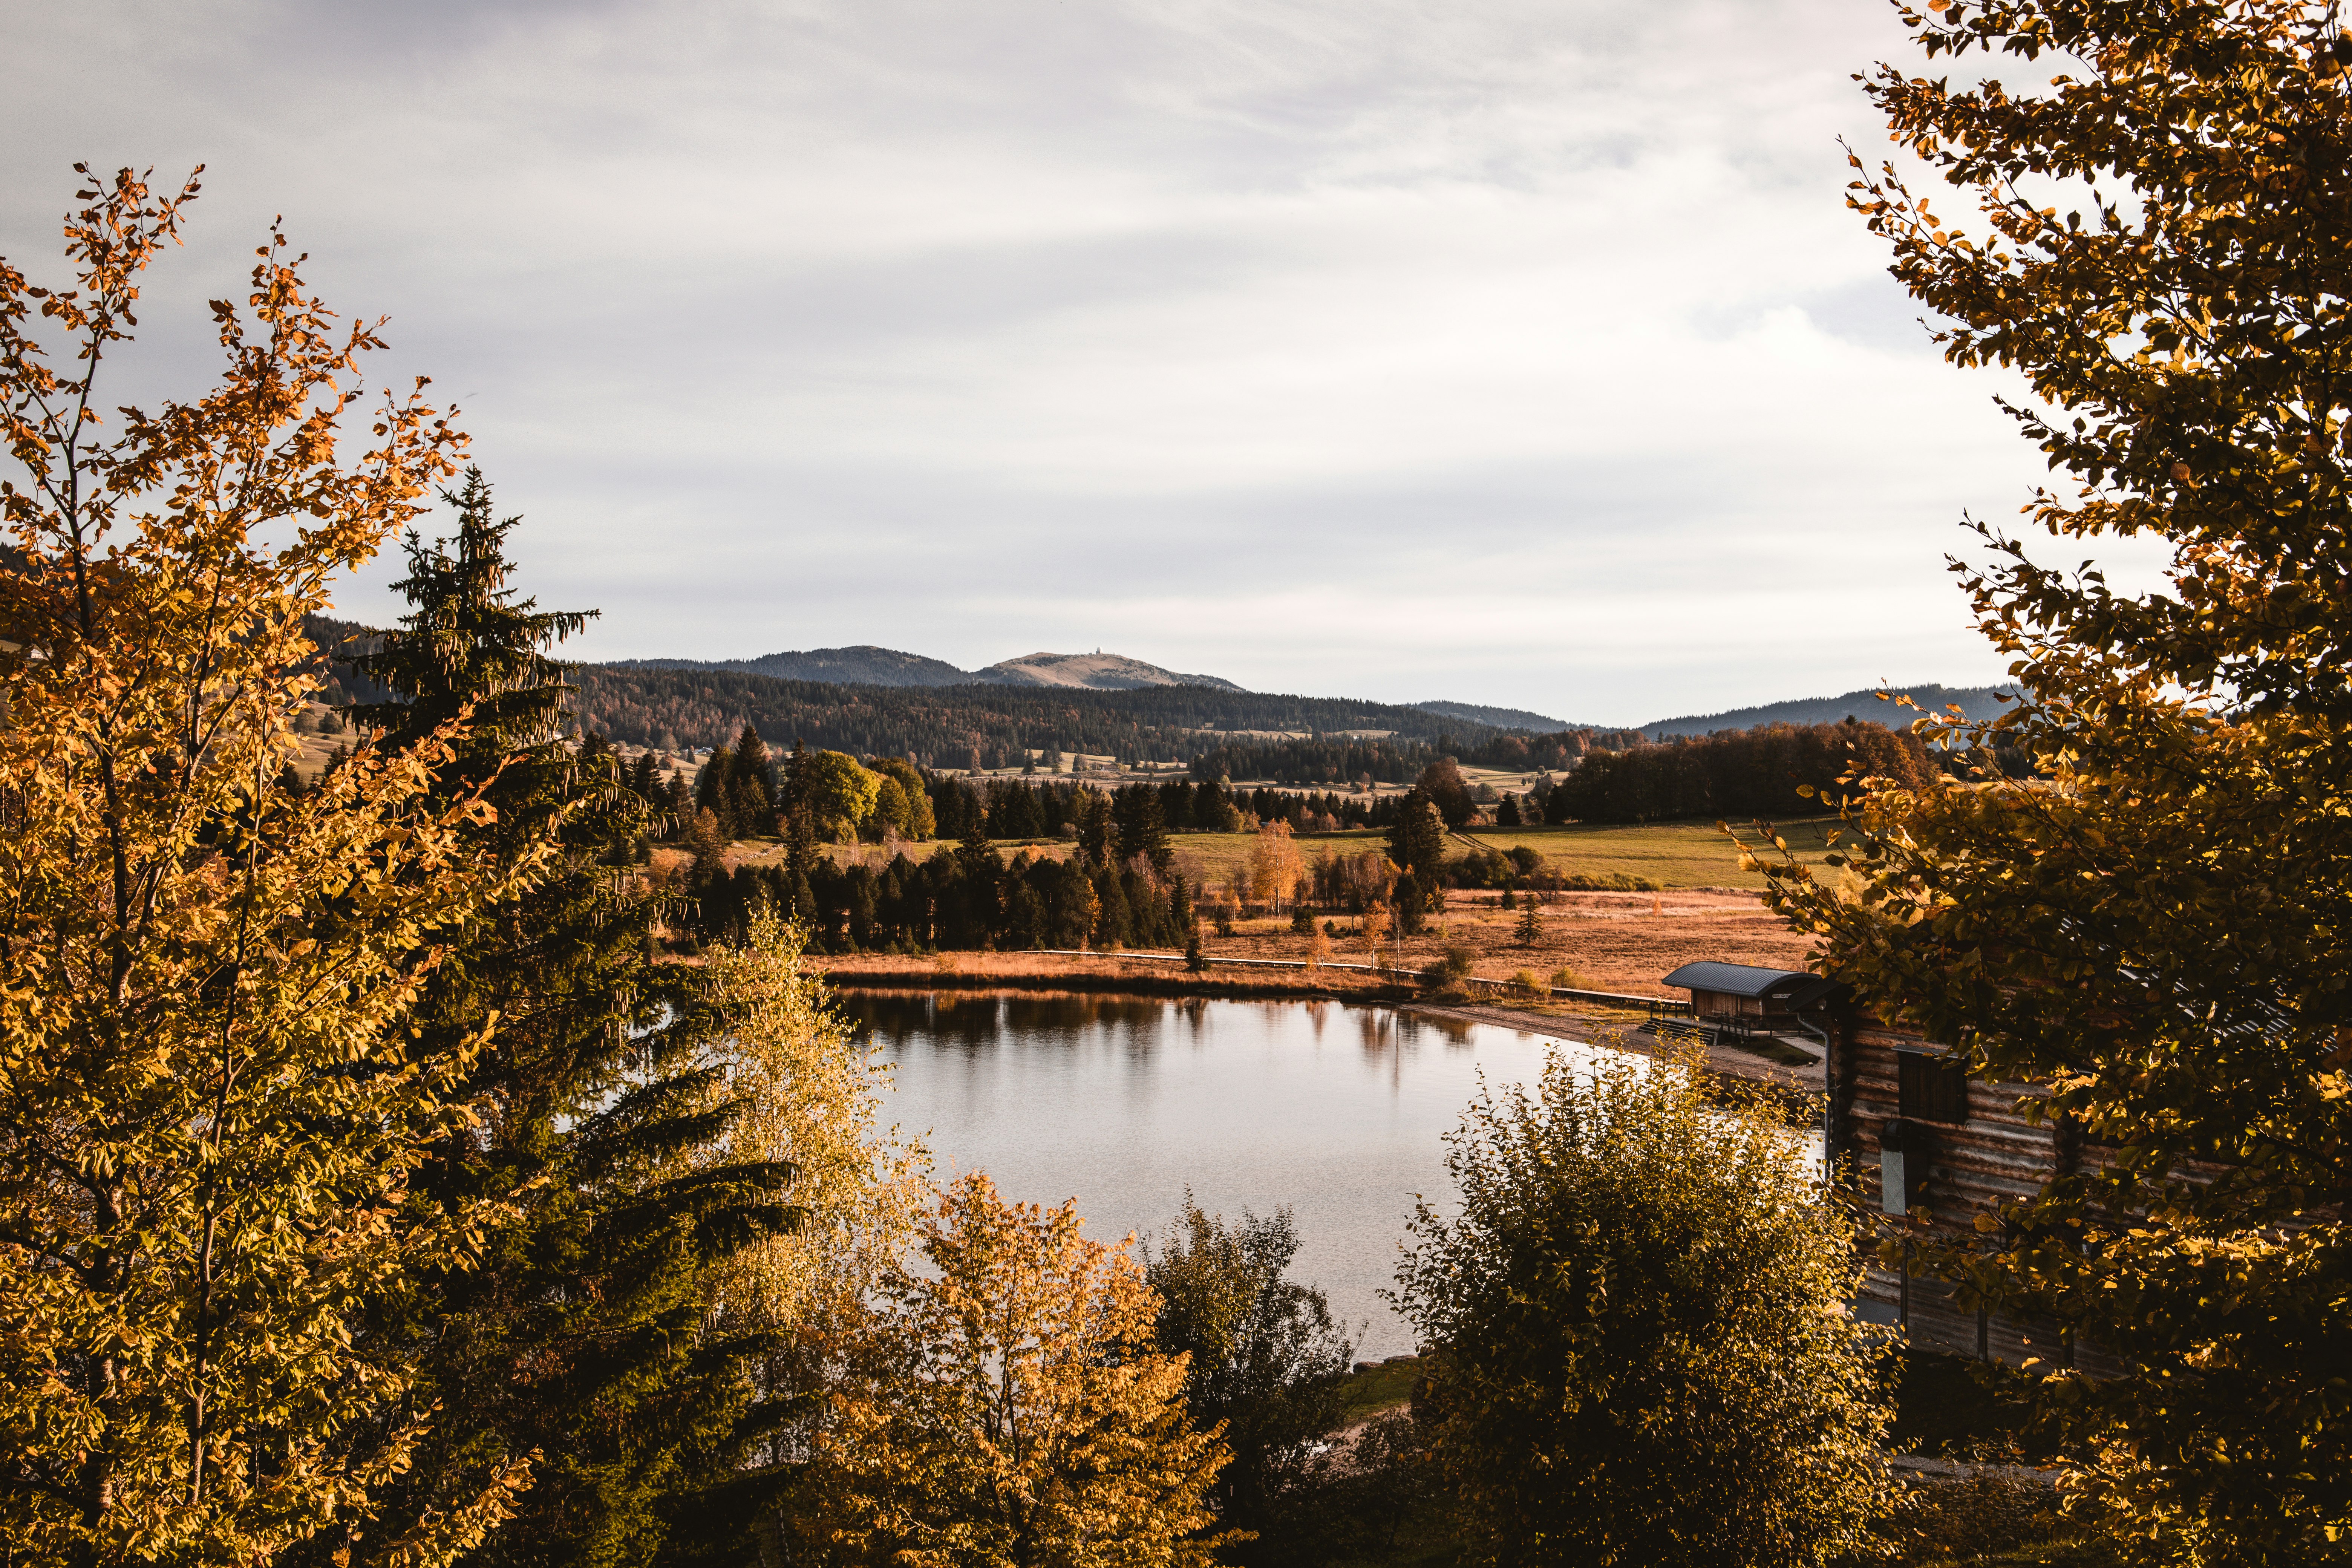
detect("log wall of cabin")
[1834,1015,2104,1370]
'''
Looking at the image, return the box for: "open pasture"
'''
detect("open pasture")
[771,816,1847,895]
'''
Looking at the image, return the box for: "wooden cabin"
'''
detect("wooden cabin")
[1658,960,1821,1023]
[1660,963,2099,1369]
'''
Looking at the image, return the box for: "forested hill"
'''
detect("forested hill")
[1640,683,2018,738]
[301,612,1910,780]
[561,665,1535,767]
[1414,699,1572,731]
[620,645,975,686]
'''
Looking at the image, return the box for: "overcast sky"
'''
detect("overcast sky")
[1,0,2144,726]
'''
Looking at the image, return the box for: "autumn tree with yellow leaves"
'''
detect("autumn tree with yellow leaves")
[1244,819,1303,913]
[804,1172,1230,1568]
[1754,1,2352,1558]
[0,167,536,1567]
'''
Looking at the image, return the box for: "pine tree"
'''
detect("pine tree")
[1093,866,1131,951]
[1115,784,1174,878]
[952,816,1003,946]
[730,723,775,836]
[346,470,799,1566]
[1514,892,1543,948]
[1076,790,1115,868]
[695,741,735,836]
[1386,789,1447,878]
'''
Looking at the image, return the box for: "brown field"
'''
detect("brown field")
[795,884,1810,1001]
[699,817,1823,998]
[1191,887,1813,998]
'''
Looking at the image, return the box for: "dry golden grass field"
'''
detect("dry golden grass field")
[701,818,1835,996]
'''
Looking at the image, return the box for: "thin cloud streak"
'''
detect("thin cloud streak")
[0,0,2136,725]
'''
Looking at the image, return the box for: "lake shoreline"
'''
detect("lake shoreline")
[818,950,1416,1003]
[821,951,1825,1098]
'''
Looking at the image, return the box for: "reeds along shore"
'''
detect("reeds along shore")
[815,948,1417,1001]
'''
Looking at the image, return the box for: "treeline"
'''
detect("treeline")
[626,720,1949,857]
[1538,720,1939,824]
[1187,726,1645,786]
[630,727,1401,854]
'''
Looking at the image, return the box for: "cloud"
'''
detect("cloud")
[0,0,2144,724]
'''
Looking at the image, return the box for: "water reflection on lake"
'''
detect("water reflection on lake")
[837,991,1600,1358]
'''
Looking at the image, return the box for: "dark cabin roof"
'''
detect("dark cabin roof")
[1661,962,1818,1001]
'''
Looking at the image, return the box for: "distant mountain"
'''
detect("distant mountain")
[1641,683,2020,739]
[609,644,1243,693]
[1414,699,1570,732]
[613,645,974,686]
[977,651,1244,692]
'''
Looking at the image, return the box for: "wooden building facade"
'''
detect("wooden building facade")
[1663,962,2100,1369]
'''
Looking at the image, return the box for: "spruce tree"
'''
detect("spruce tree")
[1386,789,1447,878]
[343,470,798,1566]
[1076,790,1115,868]
[730,724,775,836]
[1514,893,1543,948]
[953,814,1003,945]
[1115,784,1174,878]
[696,741,735,835]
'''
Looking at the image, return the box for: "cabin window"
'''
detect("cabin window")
[1897,1050,1969,1124]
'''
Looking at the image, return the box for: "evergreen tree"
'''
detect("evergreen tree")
[1075,789,1115,868]
[1415,757,1475,829]
[345,470,798,1567]
[931,770,967,840]
[1116,784,1174,878]
[1170,873,1198,942]
[695,741,735,834]
[1386,790,1447,877]
[953,816,1003,945]
[1093,866,1130,950]
[729,724,775,836]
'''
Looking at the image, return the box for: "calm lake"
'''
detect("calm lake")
[837,991,1607,1358]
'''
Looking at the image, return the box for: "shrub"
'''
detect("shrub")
[1507,968,1544,998]
[1559,871,1660,893]
[1550,967,1586,991]
[1145,1200,1352,1560]
[1394,1044,1895,1566]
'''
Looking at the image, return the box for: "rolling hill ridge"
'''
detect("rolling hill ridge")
[1640,683,2018,738]
[613,645,1242,692]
